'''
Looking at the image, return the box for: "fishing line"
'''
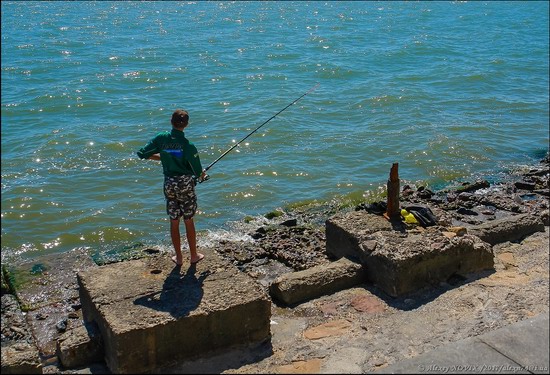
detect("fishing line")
[200,83,320,182]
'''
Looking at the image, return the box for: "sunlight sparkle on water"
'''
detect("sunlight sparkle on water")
[42,238,61,250]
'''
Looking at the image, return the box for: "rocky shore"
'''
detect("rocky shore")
[2,152,548,374]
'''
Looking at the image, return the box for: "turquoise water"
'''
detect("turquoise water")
[2,1,549,263]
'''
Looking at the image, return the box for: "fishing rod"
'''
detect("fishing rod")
[199,83,320,183]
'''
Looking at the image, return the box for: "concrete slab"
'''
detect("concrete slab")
[372,313,550,374]
[479,313,549,374]
[374,337,528,374]
[77,249,271,374]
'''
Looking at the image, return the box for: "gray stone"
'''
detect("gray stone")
[77,249,271,374]
[468,213,545,245]
[515,181,536,190]
[269,257,366,305]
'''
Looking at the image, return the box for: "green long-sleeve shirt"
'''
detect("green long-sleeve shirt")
[137,128,203,178]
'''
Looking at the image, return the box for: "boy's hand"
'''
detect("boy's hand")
[198,170,210,183]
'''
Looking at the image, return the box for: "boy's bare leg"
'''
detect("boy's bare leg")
[184,218,204,264]
[170,219,183,265]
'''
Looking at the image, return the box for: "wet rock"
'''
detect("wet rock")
[455,180,490,193]
[457,207,478,216]
[250,231,265,240]
[416,186,434,199]
[515,181,536,190]
[1,294,33,344]
[1,295,42,374]
[457,192,475,202]
[534,189,549,197]
[56,318,68,333]
[280,218,298,227]
[25,303,84,358]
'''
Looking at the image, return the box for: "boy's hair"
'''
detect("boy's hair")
[171,109,189,127]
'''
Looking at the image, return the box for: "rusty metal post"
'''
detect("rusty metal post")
[384,162,400,221]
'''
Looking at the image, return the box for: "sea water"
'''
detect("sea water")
[2,1,548,263]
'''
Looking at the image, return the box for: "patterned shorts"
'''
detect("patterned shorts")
[163,175,197,220]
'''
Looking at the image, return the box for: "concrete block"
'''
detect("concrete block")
[326,211,396,261]
[367,234,493,296]
[1,343,42,374]
[326,211,494,297]
[269,257,366,305]
[77,250,271,374]
[56,322,103,369]
[468,213,545,245]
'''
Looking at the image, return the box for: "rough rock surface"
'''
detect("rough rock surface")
[1,294,42,374]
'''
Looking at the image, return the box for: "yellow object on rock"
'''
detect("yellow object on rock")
[401,209,418,224]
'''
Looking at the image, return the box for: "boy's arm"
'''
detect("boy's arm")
[137,138,160,160]
[147,154,161,161]
[189,150,203,179]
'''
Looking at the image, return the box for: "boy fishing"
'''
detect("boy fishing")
[137,109,206,266]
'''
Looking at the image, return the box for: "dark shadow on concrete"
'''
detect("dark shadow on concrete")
[133,264,211,318]
[389,219,407,233]
[153,338,274,374]
[68,362,112,374]
[360,268,496,311]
